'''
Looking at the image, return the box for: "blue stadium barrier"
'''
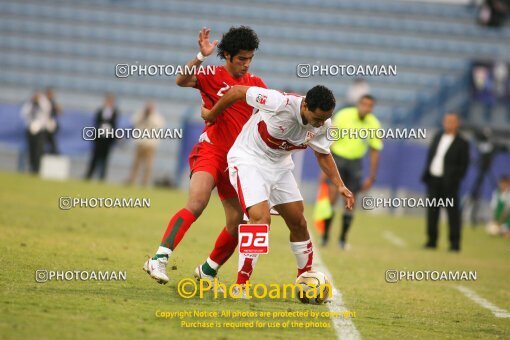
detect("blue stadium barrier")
[0,104,131,155]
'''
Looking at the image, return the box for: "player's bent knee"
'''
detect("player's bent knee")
[225,213,244,232]
[226,210,244,225]
[186,199,209,218]
[250,215,271,226]
[289,216,308,232]
[225,223,239,234]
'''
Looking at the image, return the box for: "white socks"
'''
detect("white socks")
[290,239,313,276]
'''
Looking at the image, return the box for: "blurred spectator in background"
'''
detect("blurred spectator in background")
[20,91,51,173]
[85,94,119,181]
[486,175,510,237]
[478,0,509,27]
[345,78,370,107]
[422,113,469,252]
[465,126,508,225]
[127,101,165,186]
[321,95,383,249]
[44,87,62,154]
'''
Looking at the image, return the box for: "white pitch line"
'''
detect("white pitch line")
[312,237,361,340]
[382,230,407,248]
[456,286,510,318]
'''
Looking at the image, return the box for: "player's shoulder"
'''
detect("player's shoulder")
[244,72,266,87]
[269,91,302,114]
[196,65,223,85]
[285,92,304,110]
[365,112,381,125]
[207,65,226,79]
[247,87,288,111]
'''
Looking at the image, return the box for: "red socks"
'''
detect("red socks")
[160,208,197,250]
[237,254,259,284]
[209,227,238,266]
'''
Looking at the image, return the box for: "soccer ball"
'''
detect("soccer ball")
[295,270,332,304]
[485,221,500,236]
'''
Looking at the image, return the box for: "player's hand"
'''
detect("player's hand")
[338,185,354,210]
[200,106,215,126]
[361,177,375,192]
[198,27,218,57]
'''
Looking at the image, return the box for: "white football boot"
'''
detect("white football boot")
[194,265,224,294]
[143,256,169,284]
[231,284,249,299]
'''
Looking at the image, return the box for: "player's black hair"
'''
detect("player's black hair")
[217,26,259,61]
[305,85,336,112]
[359,94,376,102]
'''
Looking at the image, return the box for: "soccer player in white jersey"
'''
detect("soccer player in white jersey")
[201,85,354,290]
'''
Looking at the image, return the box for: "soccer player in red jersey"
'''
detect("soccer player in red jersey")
[144,26,266,284]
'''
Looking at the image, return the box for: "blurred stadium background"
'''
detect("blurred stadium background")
[1,1,510,338]
[0,0,509,222]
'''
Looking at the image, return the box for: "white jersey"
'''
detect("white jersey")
[227,87,332,170]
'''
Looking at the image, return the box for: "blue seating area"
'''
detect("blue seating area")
[0,0,509,125]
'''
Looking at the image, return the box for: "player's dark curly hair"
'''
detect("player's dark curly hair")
[305,85,336,112]
[217,26,260,61]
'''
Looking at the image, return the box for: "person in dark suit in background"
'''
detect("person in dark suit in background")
[45,87,62,155]
[422,113,470,252]
[20,91,51,173]
[85,94,119,181]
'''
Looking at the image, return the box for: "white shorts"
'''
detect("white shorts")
[229,163,303,216]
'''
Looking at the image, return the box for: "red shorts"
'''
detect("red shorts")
[188,141,237,201]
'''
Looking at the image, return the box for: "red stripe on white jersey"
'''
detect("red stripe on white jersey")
[257,120,307,151]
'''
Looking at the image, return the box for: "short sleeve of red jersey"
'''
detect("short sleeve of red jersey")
[246,87,285,112]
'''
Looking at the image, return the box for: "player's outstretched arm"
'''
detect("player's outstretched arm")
[201,85,251,122]
[176,27,218,88]
[315,151,354,210]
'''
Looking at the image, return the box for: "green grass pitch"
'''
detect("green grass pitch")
[0,172,509,339]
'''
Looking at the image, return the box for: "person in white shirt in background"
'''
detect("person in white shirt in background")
[421,113,470,252]
[127,101,165,186]
[20,91,51,173]
[202,84,354,293]
[345,78,370,107]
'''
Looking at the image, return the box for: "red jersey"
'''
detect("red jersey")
[195,65,266,153]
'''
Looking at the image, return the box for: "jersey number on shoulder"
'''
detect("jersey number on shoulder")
[217,82,231,97]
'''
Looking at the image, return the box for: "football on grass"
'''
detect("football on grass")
[295,270,331,304]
